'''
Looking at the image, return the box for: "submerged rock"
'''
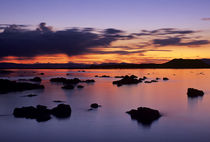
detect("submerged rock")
[29,77,42,82]
[163,77,169,81]
[144,81,152,83]
[50,77,94,84]
[50,77,67,83]
[13,104,71,122]
[77,85,84,88]
[151,80,158,83]
[95,75,110,78]
[114,76,125,78]
[187,88,204,97]
[22,94,38,97]
[53,100,65,103]
[82,79,95,83]
[0,79,44,94]
[127,107,161,125]
[62,84,74,89]
[0,70,13,74]
[113,75,141,86]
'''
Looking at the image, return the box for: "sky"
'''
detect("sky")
[0,0,210,64]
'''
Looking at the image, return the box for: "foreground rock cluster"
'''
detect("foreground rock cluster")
[13,104,71,122]
[127,107,161,125]
[0,79,44,94]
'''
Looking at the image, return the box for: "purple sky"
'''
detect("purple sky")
[0,0,210,31]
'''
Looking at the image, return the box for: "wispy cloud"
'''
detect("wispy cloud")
[201,18,210,21]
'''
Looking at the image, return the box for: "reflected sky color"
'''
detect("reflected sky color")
[0,69,210,142]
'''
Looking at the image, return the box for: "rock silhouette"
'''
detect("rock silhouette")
[13,105,51,122]
[29,77,42,82]
[62,84,74,89]
[0,79,44,94]
[22,94,37,97]
[77,85,84,88]
[113,75,141,86]
[187,88,204,97]
[13,104,71,122]
[163,77,169,81]
[82,79,95,83]
[50,77,95,84]
[95,75,110,78]
[90,103,101,109]
[51,104,71,118]
[127,107,161,125]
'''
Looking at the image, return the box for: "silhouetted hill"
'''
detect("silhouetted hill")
[162,59,210,68]
[0,59,210,69]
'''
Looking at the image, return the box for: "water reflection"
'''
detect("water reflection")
[187,96,203,109]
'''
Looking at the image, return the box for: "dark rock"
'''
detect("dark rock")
[82,79,95,83]
[50,77,67,83]
[53,100,65,103]
[0,79,44,94]
[13,104,71,122]
[62,85,74,89]
[29,77,42,82]
[187,88,204,97]
[102,75,110,78]
[78,70,86,72]
[0,70,13,74]
[127,107,161,125]
[163,77,169,81]
[144,81,152,83]
[77,85,84,88]
[90,103,101,109]
[22,94,37,97]
[151,80,158,83]
[40,73,44,75]
[95,75,110,78]
[13,105,51,122]
[18,79,28,81]
[156,77,160,80]
[51,104,71,118]
[64,78,81,84]
[113,75,141,86]
[50,77,81,84]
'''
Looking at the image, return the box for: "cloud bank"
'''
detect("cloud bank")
[0,23,209,60]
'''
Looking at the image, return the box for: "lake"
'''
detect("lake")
[0,69,210,142]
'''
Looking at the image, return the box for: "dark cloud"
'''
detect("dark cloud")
[132,28,196,37]
[0,24,29,32]
[153,37,209,46]
[0,23,208,59]
[36,22,53,33]
[0,23,133,58]
[103,28,124,35]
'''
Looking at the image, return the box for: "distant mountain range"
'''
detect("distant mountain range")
[0,59,210,69]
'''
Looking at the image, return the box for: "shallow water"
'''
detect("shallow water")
[0,69,210,142]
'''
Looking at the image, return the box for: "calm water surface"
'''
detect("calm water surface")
[0,69,210,142]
